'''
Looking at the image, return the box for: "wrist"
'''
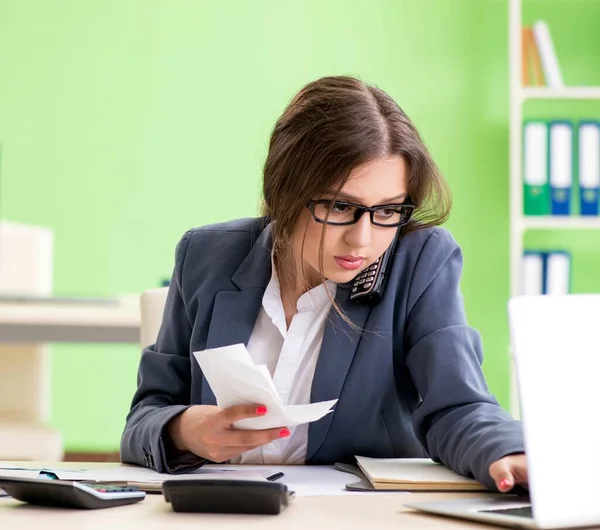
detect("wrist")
[166,409,189,452]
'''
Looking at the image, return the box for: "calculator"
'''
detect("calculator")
[0,476,145,509]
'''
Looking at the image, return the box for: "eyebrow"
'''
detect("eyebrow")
[330,192,408,204]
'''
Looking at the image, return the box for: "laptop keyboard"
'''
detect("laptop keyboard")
[480,506,533,518]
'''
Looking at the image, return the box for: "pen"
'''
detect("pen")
[266,472,284,482]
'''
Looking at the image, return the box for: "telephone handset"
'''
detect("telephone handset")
[349,230,401,305]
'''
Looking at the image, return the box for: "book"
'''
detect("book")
[354,456,486,492]
[532,20,563,87]
[522,26,545,86]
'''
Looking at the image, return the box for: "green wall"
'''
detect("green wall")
[0,0,597,452]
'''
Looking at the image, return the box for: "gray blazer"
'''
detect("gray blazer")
[120,217,524,490]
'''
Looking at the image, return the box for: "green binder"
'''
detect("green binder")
[523,120,550,215]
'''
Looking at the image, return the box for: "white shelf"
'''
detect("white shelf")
[520,216,600,230]
[521,86,600,100]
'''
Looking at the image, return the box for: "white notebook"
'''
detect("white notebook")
[355,457,486,491]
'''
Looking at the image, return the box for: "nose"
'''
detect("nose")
[344,211,372,249]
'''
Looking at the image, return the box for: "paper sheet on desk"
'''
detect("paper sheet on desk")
[205,465,409,496]
[194,344,337,429]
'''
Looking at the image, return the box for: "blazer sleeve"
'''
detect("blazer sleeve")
[120,230,207,473]
[404,228,524,491]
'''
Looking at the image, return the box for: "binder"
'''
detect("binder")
[521,252,545,295]
[549,121,573,215]
[523,121,550,215]
[578,121,600,216]
[544,251,571,295]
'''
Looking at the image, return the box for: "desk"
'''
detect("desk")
[0,492,506,529]
[0,462,502,529]
[0,297,140,343]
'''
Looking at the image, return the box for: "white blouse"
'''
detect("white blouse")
[229,260,336,464]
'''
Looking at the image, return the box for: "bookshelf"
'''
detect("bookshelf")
[508,0,600,417]
[521,86,600,100]
[520,216,600,230]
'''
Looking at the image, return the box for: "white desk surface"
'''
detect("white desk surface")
[0,297,140,343]
[0,461,502,529]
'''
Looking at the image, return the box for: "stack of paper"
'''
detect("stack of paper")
[355,457,486,492]
[193,344,337,430]
[0,466,269,493]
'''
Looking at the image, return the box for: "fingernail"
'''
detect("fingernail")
[499,479,512,490]
[279,428,290,438]
[255,406,267,415]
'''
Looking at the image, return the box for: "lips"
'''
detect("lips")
[334,255,365,271]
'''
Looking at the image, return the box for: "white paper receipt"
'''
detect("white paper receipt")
[193,343,337,430]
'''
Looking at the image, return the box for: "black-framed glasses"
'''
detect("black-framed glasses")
[306,199,415,227]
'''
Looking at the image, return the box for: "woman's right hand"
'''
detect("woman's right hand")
[166,404,290,462]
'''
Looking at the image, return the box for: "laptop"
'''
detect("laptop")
[406,294,600,529]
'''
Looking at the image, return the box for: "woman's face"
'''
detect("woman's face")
[291,155,409,288]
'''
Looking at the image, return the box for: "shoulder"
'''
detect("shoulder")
[173,217,267,284]
[390,225,463,303]
[397,225,461,267]
[176,217,266,259]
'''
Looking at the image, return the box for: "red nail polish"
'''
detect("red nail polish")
[499,479,511,490]
[255,406,267,415]
[279,428,290,438]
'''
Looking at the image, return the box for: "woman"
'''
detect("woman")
[120,76,526,493]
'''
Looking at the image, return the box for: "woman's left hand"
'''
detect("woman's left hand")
[488,453,528,492]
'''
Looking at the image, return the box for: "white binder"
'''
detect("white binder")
[545,252,571,295]
[521,253,544,295]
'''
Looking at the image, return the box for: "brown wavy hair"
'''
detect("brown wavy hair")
[261,75,451,308]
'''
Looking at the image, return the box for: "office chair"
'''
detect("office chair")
[140,287,169,348]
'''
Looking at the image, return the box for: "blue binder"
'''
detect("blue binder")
[578,121,600,216]
[549,121,573,216]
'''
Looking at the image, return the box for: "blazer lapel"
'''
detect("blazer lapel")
[306,286,372,461]
[201,223,273,406]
